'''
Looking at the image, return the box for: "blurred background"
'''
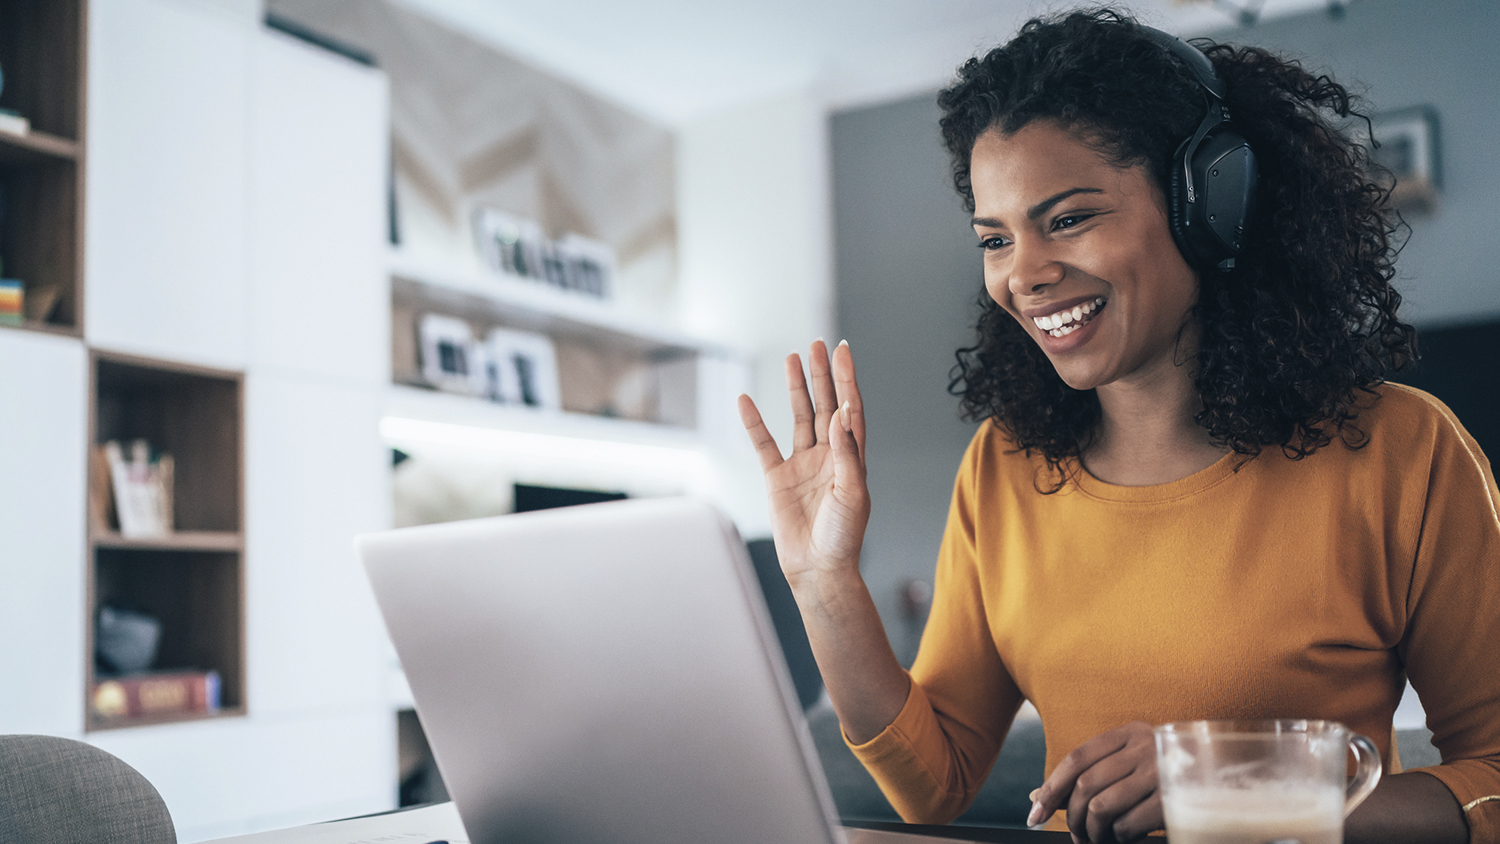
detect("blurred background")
[0,0,1494,839]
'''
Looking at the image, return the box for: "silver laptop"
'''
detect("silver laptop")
[359,497,872,844]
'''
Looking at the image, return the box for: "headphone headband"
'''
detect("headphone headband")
[1139,27,1226,101]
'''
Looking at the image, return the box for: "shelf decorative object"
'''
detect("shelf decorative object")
[472,207,615,300]
[101,439,175,538]
[417,312,485,396]
[482,326,561,410]
[1368,105,1440,213]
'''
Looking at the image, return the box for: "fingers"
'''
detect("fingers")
[778,339,859,457]
[1031,722,1160,844]
[1099,786,1162,843]
[737,394,785,474]
[785,352,817,452]
[1072,762,1159,843]
[807,339,838,446]
[829,340,866,465]
[1031,733,1123,827]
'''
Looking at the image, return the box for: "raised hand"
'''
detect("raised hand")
[738,338,869,591]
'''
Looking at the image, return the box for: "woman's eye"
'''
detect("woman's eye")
[1054,214,1092,231]
[977,235,1011,251]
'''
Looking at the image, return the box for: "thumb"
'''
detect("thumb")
[828,402,864,487]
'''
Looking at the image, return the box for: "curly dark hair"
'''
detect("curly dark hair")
[940,7,1414,485]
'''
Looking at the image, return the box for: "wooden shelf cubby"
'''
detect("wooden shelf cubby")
[0,0,86,334]
[87,351,245,731]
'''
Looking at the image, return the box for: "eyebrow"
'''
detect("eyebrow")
[970,187,1105,227]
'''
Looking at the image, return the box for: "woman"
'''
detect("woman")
[737,9,1499,844]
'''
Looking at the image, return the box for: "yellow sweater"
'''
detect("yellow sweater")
[848,384,1500,840]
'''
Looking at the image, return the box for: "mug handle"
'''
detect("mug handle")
[1344,732,1383,817]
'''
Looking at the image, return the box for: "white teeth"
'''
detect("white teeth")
[1033,297,1105,336]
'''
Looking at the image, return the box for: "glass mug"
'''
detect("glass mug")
[1155,720,1382,844]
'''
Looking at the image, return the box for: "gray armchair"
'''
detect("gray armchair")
[0,734,176,844]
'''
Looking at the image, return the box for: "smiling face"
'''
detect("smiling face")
[970,120,1200,393]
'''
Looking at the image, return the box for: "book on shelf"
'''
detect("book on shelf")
[102,439,175,538]
[91,669,221,722]
[89,444,116,532]
[0,279,20,326]
[0,108,29,137]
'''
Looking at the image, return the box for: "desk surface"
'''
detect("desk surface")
[203,802,1072,844]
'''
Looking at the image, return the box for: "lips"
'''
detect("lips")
[1032,297,1107,338]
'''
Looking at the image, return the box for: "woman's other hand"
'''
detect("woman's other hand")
[738,338,869,590]
[1028,721,1162,843]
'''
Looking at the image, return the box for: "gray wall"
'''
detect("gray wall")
[830,0,1499,660]
[1200,0,1500,328]
[831,95,979,664]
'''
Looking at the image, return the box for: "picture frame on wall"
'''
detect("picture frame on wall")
[484,327,562,410]
[418,313,486,396]
[1366,105,1440,213]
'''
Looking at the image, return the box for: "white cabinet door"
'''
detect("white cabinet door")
[244,372,390,716]
[0,331,86,735]
[89,707,396,842]
[249,32,389,385]
[85,0,251,368]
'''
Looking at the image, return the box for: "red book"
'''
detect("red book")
[91,670,221,722]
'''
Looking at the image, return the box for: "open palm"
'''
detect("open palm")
[739,340,870,587]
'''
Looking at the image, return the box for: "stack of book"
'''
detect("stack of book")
[0,280,20,326]
[91,670,221,722]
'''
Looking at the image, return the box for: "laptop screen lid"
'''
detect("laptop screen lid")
[358,497,846,844]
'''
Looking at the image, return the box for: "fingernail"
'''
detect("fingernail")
[1029,788,1040,803]
[838,339,848,347]
[840,401,850,427]
[1027,800,1043,827]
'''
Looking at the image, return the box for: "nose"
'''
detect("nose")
[1007,236,1065,297]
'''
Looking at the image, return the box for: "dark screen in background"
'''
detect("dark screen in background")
[1392,319,1500,461]
[513,483,628,512]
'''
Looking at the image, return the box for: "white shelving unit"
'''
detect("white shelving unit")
[389,249,708,354]
[387,248,750,450]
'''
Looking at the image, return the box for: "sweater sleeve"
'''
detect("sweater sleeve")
[846,429,1025,823]
[1395,393,1500,843]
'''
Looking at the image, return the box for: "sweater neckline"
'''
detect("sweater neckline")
[1068,450,1251,503]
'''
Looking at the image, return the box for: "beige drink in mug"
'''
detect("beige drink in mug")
[1155,720,1381,844]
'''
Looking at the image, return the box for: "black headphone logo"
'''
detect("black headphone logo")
[1142,27,1258,273]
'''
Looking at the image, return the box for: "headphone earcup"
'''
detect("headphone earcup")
[1173,127,1257,273]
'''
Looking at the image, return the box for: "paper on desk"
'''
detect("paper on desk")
[201,801,468,844]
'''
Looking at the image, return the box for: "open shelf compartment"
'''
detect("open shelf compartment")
[0,0,85,333]
[87,351,245,730]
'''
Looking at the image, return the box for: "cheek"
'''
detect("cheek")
[982,261,1009,306]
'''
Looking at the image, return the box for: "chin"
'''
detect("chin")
[1055,373,1104,393]
[1036,349,1107,392]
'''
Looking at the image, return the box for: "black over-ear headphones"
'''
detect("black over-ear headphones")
[1141,27,1258,273]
